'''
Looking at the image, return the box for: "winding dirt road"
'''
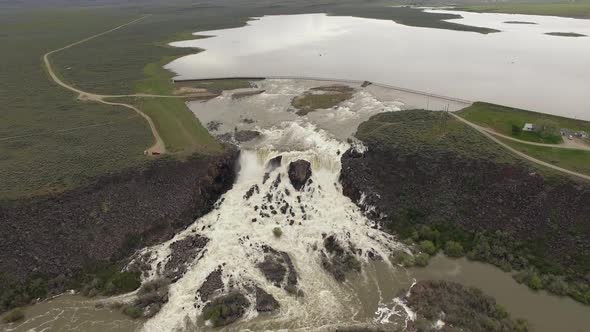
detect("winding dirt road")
[450,113,590,181]
[43,15,217,155]
[42,15,169,155]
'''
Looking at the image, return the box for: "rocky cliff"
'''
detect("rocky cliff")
[0,148,239,284]
[340,111,590,284]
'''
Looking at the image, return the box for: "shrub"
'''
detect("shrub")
[106,271,141,295]
[419,240,437,256]
[414,253,430,267]
[390,250,415,267]
[511,124,522,135]
[528,274,543,290]
[444,241,464,257]
[122,305,143,319]
[272,227,283,238]
[543,275,569,295]
[2,308,24,323]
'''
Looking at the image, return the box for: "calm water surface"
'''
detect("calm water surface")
[167,11,590,120]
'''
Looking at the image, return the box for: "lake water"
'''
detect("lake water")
[167,11,590,120]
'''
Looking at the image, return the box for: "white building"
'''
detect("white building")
[523,123,536,132]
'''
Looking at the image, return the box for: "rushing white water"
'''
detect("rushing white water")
[167,12,590,120]
[131,118,414,330]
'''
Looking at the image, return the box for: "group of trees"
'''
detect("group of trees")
[389,219,590,305]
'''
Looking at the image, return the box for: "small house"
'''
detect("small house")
[523,123,536,132]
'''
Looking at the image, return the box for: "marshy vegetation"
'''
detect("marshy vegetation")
[291,85,355,116]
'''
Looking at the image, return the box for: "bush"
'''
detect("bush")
[543,275,569,296]
[419,240,437,256]
[444,241,464,257]
[2,308,25,323]
[528,274,543,291]
[511,124,522,135]
[105,271,141,295]
[272,227,283,238]
[390,250,415,267]
[414,253,430,267]
[122,305,143,319]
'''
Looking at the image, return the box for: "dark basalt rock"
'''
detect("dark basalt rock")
[201,292,250,327]
[244,184,259,200]
[255,286,280,312]
[198,268,224,302]
[164,235,209,282]
[206,121,221,131]
[321,235,361,282]
[339,137,590,281]
[257,246,299,291]
[267,155,282,170]
[134,278,170,318]
[234,130,260,142]
[404,280,529,331]
[0,147,239,294]
[288,160,312,191]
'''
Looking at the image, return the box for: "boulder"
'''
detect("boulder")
[234,130,260,142]
[267,155,282,170]
[288,160,312,191]
[201,292,249,327]
[197,268,224,302]
[164,235,209,282]
[255,286,280,312]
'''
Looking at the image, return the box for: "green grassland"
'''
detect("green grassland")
[0,9,153,200]
[457,102,590,144]
[456,2,590,18]
[499,137,590,176]
[175,79,256,94]
[291,85,355,116]
[357,110,522,164]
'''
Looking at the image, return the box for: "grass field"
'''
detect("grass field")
[291,85,355,116]
[0,9,153,200]
[356,110,522,164]
[456,2,590,18]
[498,137,590,177]
[457,102,590,144]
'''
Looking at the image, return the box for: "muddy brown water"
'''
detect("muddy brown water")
[3,256,588,331]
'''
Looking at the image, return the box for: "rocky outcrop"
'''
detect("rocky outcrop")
[257,245,299,294]
[201,292,250,327]
[164,235,209,282]
[234,130,260,142]
[404,281,529,331]
[255,286,280,312]
[320,235,361,282]
[288,160,312,191]
[198,268,224,302]
[0,148,239,286]
[340,139,590,279]
[267,155,282,170]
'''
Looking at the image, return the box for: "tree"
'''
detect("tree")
[444,241,464,257]
[419,240,437,256]
[536,120,559,138]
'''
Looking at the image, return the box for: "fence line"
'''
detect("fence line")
[173,76,472,105]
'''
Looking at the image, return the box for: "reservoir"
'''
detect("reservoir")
[167,11,590,120]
